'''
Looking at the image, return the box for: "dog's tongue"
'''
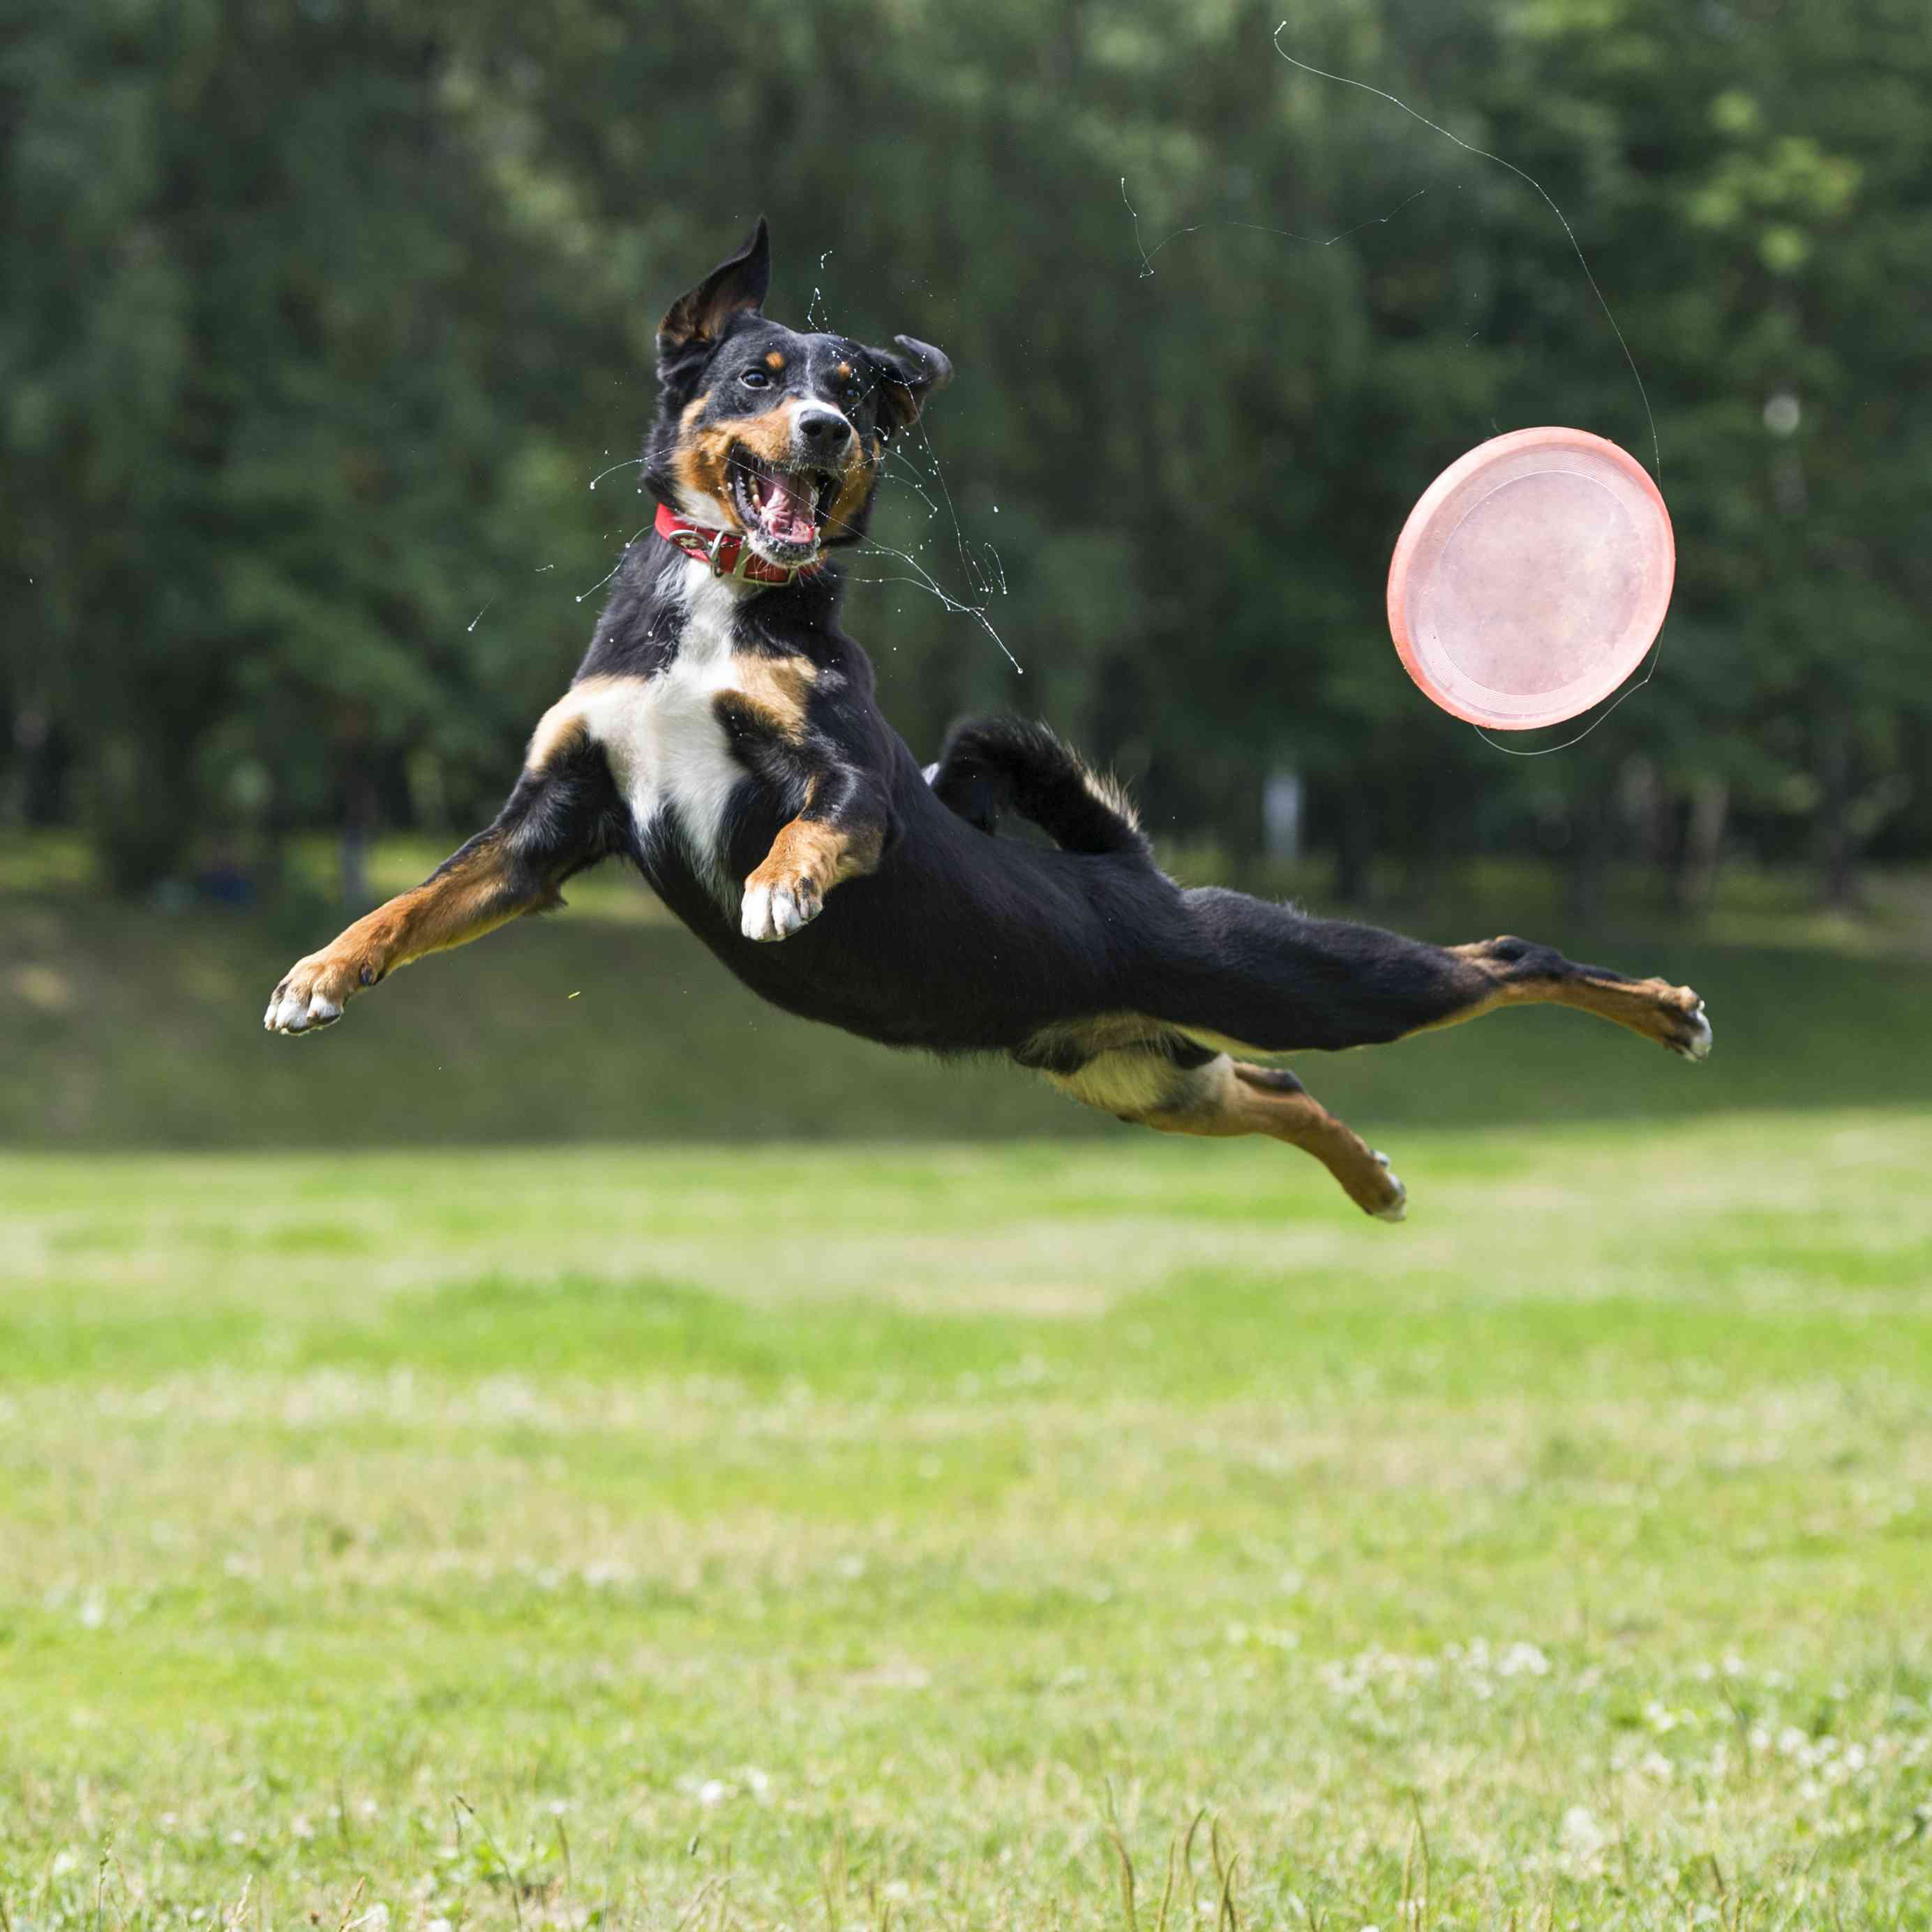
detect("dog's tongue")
[757,470,817,546]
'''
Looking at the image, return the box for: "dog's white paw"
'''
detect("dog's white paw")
[1370,1150,1407,1222]
[262,956,354,1035]
[1672,1001,1713,1062]
[740,877,821,943]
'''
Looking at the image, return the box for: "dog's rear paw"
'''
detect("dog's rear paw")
[1367,1150,1407,1223]
[1607,977,1712,1061]
[741,875,823,943]
[1670,998,1713,1062]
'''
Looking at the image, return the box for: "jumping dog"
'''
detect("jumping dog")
[264,220,1712,1220]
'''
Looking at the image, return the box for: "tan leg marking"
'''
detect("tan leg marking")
[1144,1058,1407,1220]
[1447,937,1711,1058]
[739,785,883,943]
[263,836,545,1035]
[1033,1031,1406,1222]
[752,816,881,894]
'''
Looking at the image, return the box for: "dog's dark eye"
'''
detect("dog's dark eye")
[738,368,773,391]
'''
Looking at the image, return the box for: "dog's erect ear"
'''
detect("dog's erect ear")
[659,218,772,358]
[873,334,953,434]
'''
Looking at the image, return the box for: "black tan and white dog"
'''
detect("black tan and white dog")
[264,220,1712,1220]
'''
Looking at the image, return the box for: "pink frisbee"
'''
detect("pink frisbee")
[1386,426,1675,731]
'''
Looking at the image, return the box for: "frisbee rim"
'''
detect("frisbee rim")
[1386,425,1675,732]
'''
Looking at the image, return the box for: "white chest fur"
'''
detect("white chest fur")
[550,567,756,893]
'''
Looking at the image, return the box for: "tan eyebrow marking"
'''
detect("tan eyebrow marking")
[835,360,853,380]
[765,350,786,370]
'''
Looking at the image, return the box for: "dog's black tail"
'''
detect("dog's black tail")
[927,716,1151,860]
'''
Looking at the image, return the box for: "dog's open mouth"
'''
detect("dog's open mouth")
[728,449,835,557]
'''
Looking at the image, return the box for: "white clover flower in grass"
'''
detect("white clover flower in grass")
[698,1779,731,1808]
[1496,1640,1550,1677]
[1559,1805,1609,1874]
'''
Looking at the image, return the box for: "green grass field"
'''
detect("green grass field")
[6,1115,1931,1928]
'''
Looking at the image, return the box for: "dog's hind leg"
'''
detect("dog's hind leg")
[1033,1036,1407,1222]
[1149,1056,1408,1222]
[1161,890,1712,1061]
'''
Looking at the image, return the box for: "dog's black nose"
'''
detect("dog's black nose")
[794,407,853,456]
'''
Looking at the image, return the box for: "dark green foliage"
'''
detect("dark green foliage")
[3,0,1926,901]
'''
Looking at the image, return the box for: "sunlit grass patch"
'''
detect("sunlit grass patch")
[3,1111,1930,1927]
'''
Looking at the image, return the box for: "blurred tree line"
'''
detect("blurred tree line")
[3,0,1926,911]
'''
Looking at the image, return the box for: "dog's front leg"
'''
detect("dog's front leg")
[263,708,618,1035]
[739,765,889,943]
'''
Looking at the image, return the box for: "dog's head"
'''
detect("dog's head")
[644,219,952,571]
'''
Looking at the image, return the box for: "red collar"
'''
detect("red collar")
[653,502,824,587]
